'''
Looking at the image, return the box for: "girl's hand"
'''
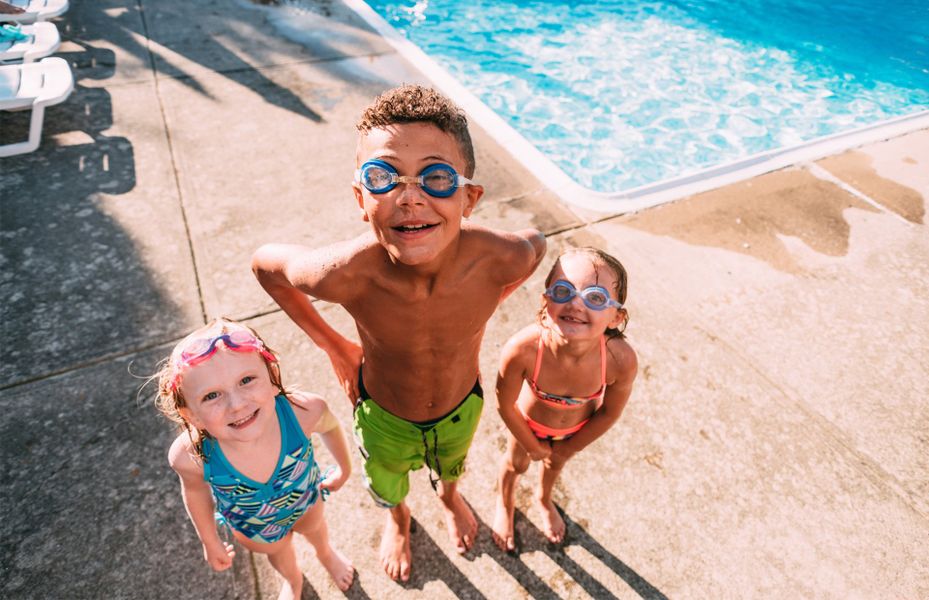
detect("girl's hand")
[203,540,236,571]
[528,443,552,462]
[544,442,575,470]
[326,339,364,404]
[319,466,349,494]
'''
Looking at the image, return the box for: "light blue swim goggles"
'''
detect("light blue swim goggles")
[545,279,623,311]
[355,159,474,198]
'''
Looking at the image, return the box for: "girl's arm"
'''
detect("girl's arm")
[550,340,638,462]
[314,403,353,493]
[290,391,352,492]
[496,338,552,461]
[168,437,235,571]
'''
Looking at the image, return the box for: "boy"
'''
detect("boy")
[252,85,545,582]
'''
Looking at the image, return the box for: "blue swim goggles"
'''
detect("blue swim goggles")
[355,159,474,198]
[545,279,623,311]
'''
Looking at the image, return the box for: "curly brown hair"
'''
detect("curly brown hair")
[356,84,476,177]
[539,247,629,339]
[152,318,285,461]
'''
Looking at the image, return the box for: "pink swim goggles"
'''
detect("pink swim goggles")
[170,330,276,389]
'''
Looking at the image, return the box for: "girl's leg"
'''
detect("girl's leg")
[292,499,355,591]
[233,533,304,600]
[492,434,531,552]
[538,450,569,544]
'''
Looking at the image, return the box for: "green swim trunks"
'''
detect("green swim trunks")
[353,373,483,508]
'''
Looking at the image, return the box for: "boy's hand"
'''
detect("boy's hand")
[319,466,349,494]
[203,540,235,571]
[326,338,364,403]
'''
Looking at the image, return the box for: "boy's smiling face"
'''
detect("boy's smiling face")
[354,122,483,267]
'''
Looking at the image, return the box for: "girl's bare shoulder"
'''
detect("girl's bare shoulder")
[168,431,202,477]
[501,324,543,365]
[285,389,328,433]
[605,336,638,384]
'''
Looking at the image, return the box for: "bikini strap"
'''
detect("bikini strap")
[531,333,545,385]
[599,335,607,391]
[277,394,309,448]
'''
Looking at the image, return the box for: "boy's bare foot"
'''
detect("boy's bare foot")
[538,497,565,544]
[441,490,477,554]
[380,504,412,582]
[318,547,355,591]
[491,496,516,553]
[277,574,304,600]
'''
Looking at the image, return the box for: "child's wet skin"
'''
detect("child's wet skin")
[492,248,636,554]
[253,85,546,582]
[160,320,356,597]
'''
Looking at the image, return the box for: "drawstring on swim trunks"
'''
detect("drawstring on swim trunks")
[421,427,442,493]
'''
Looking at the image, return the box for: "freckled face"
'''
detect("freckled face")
[543,253,624,339]
[177,348,278,443]
[353,122,483,267]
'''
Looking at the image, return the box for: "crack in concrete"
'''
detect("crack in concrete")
[137,0,208,325]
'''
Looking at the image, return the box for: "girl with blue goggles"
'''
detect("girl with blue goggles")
[355,159,474,198]
[544,280,624,311]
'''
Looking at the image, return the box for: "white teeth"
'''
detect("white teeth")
[231,410,256,426]
[399,223,431,231]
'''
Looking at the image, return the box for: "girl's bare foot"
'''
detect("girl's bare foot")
[538,497,565,544]
[441,490,477,554]
[491,496,517,553]
[318,546,355,591]
[380,503,412,582]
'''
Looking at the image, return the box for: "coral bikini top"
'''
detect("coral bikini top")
[527,334,606,408]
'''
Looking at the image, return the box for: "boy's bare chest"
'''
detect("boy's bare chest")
[348,279,500,341]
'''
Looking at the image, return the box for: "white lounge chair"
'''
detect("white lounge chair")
[0,55,73,156]
[1,22,60,63]
[0,0,68,24]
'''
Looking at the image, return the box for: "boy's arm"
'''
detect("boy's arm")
[495,338,552,461]
[168,437,235,571]
[500,229,546,301]
[550,342,637,462]
[251,243,363,403]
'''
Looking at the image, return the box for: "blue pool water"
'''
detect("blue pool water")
[364,0,929,193]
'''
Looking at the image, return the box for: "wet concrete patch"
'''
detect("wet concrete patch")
[619,168,878,273]
[818,150,925,224]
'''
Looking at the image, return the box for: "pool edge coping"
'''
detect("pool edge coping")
[341,0,929,214]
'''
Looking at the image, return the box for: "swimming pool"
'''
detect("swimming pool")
[347,0,929,209]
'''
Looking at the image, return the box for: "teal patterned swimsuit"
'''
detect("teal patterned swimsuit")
[202,395,322,543]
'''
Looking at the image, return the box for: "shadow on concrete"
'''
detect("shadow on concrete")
[473,509,668,600]
[382,509,666,599]
[0,11,194,379]
[59,0,326,121]
[0,350,244,599]
[396,517,488,598]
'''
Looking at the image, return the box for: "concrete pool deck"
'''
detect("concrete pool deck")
[1,1,927,598]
